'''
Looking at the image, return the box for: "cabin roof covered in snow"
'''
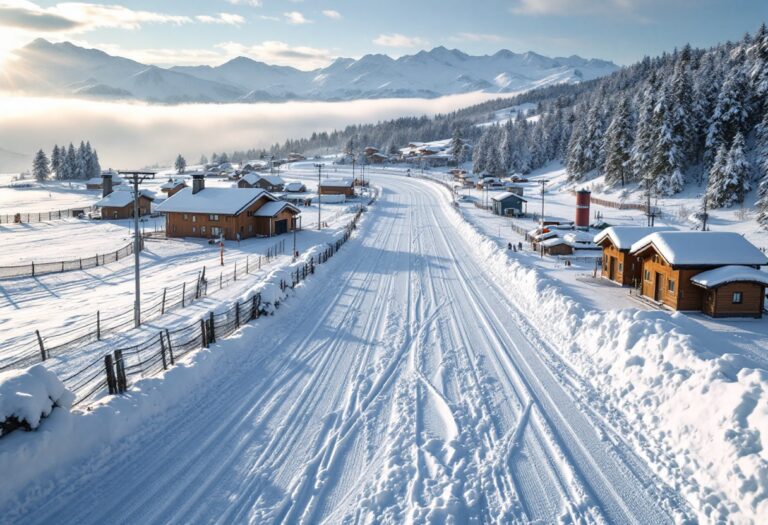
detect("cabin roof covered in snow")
[320,178,353,187]
[284,182,305,192]
[252,200,301,217]
[155,187,275,215]
[630,231,768,267]
[161,179,186,189]
[241,173,285,186]
[94,189,154,208]
[490,191,527,202]
[594,226,677,250]
[691,265,768,288]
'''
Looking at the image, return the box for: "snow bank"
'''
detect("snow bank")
[441,186,768,522]
[0,365,74,435]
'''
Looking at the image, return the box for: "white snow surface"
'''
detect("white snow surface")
[691,265,768,288]
[155,187,273,215]
[630,231,768,266]
[0,365,73,433]
[593,226,678,250]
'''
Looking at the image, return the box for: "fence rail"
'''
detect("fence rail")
[63,206,367,407]
[0,240,141,280]
[0,238,287,373]
[0,206,94,224]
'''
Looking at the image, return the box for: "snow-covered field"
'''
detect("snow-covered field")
[1,163,767,523]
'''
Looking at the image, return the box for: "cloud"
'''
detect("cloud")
[283,10,311,24]
[450,32,506,43]
[0,1,79,31]
[195,13,244,25]
[259,15,280,21]
[321,9,341,19]
[373,33,428,49]
[511,0,636,15]
[225,0,261,6]
[215,40,331,69]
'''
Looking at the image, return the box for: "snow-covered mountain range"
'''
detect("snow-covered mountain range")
[2,39,619,103]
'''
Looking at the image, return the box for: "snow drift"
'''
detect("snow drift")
[0,365,74,435]
[441,185,768,523]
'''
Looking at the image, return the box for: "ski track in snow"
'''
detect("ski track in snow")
[3,173,690,524]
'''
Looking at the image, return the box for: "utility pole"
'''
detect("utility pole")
[119,170,154,328]
[315,163,323,230]
[702,192,709,231]
[537,180,548,227]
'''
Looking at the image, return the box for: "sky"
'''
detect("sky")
[0,0,766,69]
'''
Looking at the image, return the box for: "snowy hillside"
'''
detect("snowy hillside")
[1,40,618,103]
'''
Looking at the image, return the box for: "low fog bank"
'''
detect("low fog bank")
[0,92,505,172]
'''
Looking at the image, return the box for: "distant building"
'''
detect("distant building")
[238,174,285,192]
[157,174,299,239]
[287,153,306,162]
[318,178,355,196]
[491,192,527,217]
[629,231,768,317]
[94,174,153,219]
[284,181,307,193]
[160,178,187,197]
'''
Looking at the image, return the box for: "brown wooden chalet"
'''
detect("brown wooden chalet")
[94,174,153,219]
[238,174,285,192]
[156,174,300,240]
[160,178,187,197]
[318,178,354,196]
[594,227,676,286]
[628,231,768,318]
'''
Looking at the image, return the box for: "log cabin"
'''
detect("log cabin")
[318,178,354,196]
[594,226,677,286]
[95,189,154,219]
[156,175,300,240]
[629,231,768,317]
[238,174,285,192]
[160,179,187,197]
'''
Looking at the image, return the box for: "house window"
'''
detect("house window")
[618,263,623,273]
[248,224,253,233]
[644,269,651,282]
[667,279,675,292]
[183,213,188,220]
[732,292,743,304]
[192,226,196,234]
[201,226,206,234]
[192,215,197,223]
[212,227,221,236]
[209,214,219,221]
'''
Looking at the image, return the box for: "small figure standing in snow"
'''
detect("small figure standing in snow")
[507,242,512,250]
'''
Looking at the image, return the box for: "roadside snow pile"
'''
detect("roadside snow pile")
[444,190,768,522]
[0,365,74,435]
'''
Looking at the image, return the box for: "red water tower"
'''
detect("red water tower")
[575,189,591,229]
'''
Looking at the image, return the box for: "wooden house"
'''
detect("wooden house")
[629,231,768,317]
[594,227,676,286]
[238,174,285,192]
[284,181,307,193]
[318,178,355,196]
[491,192,527,217]
[156,175,299,240]
[95,189,154,219]
[540,237,573,256]
[160,179,187,197]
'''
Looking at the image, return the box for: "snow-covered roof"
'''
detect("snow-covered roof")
[541,237,568,247]
[491,191,527,202]
[691,265,768,289]
[241,173,285,186]
[594,226,677,251]
[284,182,305,192]
[161,179,186,190]
[630,232,768,267]
[252,201,301,217]
[155,188,275,215]
[95,189,154,208]
[320,178,353,188]
[563,231,595,244]
[86,176,123,186]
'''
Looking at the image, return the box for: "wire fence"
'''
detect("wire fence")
[63,206,366,407]
[0,206,94,224]
[0,240,142,280]
[0,238,288,373]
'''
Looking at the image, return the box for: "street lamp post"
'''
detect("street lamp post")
[315,163,323,230]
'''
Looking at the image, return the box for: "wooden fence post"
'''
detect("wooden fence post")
[201,319,208,348]
[208,311,216,343]
[105,354,117,395]
[235,302,240,328]
[114,349,127,393]
[36,330,46,361]
[96,311,101,340]
[31,261,35,277]
[161,288,167,315]
[246,256,249,274]
[252,294,258,319]
[182,282,186,307]
[165,329,174,365]
[234,262,237,281]
[159,331,167,370]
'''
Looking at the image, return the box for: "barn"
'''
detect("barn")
[594,226,677,286]
[491,192,527,217]
[629,231,768,317]
[157,175,299,240]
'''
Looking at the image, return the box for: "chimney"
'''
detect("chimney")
[192,174,205,194]
[102,173,113,198]
[575,189,591,229]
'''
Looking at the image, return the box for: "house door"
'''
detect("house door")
[654,272,663,302]
[609,257,616,280]
[274,219,288,235]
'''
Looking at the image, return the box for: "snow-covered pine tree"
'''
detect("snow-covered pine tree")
[650,82,685,195]
[756,107,768,227]
[50,145,61,178]
[669,58,695,165]
[566,115,588,181]
[32,149,50,181]
[725,132,751,204]
[449,128,463,165]
[706,143,739,208]
[90,149,101,179]
[75,140,88,179]
[484,127,504,177]
[175,154,187,174]
[603,96,633,187]
[581,98,605,174]
[631,77,657,182]
[705,59,748,166]
[499,120,519,174]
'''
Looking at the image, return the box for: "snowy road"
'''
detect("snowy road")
[6,174,687,523]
